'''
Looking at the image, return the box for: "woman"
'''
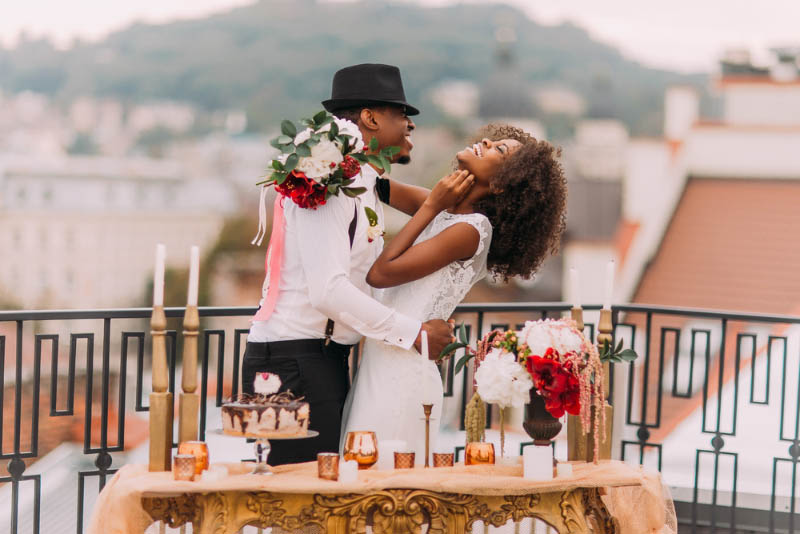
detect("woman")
[341,124,567,461]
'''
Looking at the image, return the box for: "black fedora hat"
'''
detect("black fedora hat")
[322,63,420,116]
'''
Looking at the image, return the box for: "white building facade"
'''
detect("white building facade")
[0,155,236,309]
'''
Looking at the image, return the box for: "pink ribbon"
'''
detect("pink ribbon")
[252,195,286,322]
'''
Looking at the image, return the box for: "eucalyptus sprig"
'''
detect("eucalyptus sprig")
[599,338,638,364]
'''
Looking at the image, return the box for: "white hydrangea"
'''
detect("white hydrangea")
[474,348,533,408]
[521,319,585,357]
[295,137,344,181]
[294,117,364,153]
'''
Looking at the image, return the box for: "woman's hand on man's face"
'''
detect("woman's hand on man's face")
[424,170,475,212]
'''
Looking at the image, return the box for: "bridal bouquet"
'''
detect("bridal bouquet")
[256,110,401,209]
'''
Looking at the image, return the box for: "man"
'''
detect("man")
[242,64,453,465]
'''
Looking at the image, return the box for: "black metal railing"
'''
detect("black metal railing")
[1,303,799,533]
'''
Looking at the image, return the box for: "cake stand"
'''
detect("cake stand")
[208,429,319,475]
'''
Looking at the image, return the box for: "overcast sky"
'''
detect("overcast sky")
[2,0,798,73]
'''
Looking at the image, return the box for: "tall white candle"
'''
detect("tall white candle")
[153,244,166,307]
[602,260,615,310]
[569,267,580,308]
[187,245,199,306]
[421,330,430,403]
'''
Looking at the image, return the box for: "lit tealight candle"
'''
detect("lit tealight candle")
[339,459,359,483]
[523,446,553,481]
[187,245,199,306]
[153,244,166,307]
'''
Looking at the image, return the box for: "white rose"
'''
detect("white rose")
[331,118,365,152]
[474,348,533,408]
[295,138,343,180]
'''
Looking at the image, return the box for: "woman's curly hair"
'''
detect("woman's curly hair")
[470,123,567,282]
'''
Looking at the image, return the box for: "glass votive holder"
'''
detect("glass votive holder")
[343,431,379,470]
[177,441,209,475]
[432,452,455,467]
[317,452,339,481]
[394,451,415,469]
[465,442,495,466]
[173,454,196,481]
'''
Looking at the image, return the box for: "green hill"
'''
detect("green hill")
[0,0,706,135]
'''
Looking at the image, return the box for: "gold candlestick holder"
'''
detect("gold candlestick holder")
[149,305,173,471]
[570,306,584,334]
[178,304,200,444]
[422,403,433,468]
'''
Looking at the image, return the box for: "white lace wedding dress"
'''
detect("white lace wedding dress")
[341,211,492,463]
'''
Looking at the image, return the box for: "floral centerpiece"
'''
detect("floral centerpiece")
[449,318,607,461]
[256,110,401,210]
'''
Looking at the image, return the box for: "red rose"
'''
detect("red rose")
[276,171,327,209]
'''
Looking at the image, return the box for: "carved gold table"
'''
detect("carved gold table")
[89,460,664,534]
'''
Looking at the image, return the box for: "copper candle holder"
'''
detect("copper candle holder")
[394,451,415,469]
[343,431,378,470]
[317,453,339,481]
[173,454,196,481]
[465,442,495,466]
[177,441,209,475]
[432,452,454,467]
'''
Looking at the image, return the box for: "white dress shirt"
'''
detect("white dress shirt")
[248,165,421,349]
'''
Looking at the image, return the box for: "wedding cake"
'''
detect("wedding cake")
[221,373,310,437]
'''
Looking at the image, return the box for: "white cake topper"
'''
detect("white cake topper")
[254,372,281,396]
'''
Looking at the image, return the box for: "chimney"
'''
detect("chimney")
[664,86,699,142]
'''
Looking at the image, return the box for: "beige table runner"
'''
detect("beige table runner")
[89,459,675,534]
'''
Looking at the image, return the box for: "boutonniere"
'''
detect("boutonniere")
[364,206,385,243]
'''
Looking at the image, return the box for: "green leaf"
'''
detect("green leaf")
[615,338,624,353]
[270,138,284,150]
[283,153,299,173]
[458,323,468,344]
[295,143,311,157]
[281,120,296,137]
[271,159,284,170]
[277,135,293,145]
[342,186,367,197]
[312,110,327,126]
[327,121,339,140]
[318,115,334,128]
[378,155,392,173]
[328,184,338,193]
[438,341,466,360]
[454,352,475,375]
[369,136,379,151]
[274,171,288,185]
[383,145,402,156]
[280,143,296,154]
[618,349,638,361]
[364,206,379,226]
[366,155,383,168]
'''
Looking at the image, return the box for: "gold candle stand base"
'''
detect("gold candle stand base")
[148,391,173,471]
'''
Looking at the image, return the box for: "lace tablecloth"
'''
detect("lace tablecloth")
[88,459,675,534]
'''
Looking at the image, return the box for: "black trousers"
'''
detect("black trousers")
[241,339,352,465]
